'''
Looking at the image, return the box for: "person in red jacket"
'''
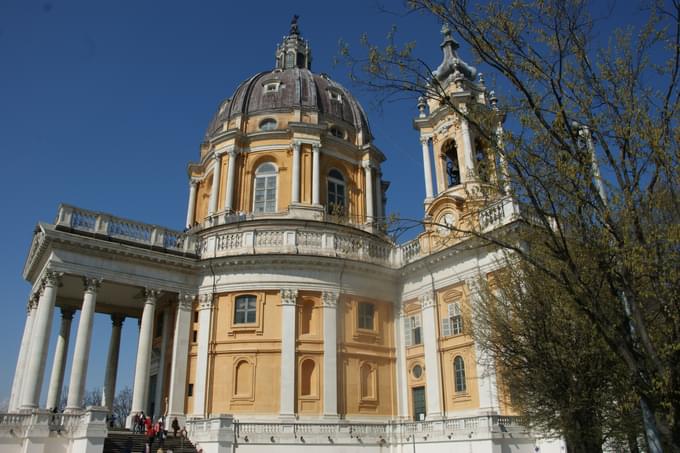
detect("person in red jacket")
[144,417,154,453]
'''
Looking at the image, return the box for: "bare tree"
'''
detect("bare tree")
[111,387,132,429]
[341,1,680,450]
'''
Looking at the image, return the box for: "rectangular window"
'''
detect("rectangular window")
[193,311,199,323]
[234,295,257,324]
[187,383,194,397]
[442,302,463,336]
[358,302,375,330]
[192,330,197,343]
[404,314,422,346]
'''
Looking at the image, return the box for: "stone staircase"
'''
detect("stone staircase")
[103,429,199,453]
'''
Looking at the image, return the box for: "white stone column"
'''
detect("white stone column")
[46,308,75,411]
[185,179,198,229]
[395,304,410,418]
[168,293,194,420]
[363,161,374,222]
[420,290,443,419]
[279,289,297,418]
[291,141,301,203]
[193,294,213,417]
[420,137,434,199]
[496,123,512,195]
[21,271,61,410]
[224,148,238,212]
[208,152,222,216]
[460,106,476,182]
[9,294,39,412]
[101,315,124,411]
[131,289,159,416]
[321,291,339,418]
[312,144,320,205]
[66,277,101,411]
[153,309,169,418]
[374,172,383,222]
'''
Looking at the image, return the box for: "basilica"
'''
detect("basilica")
[2,20,563,453]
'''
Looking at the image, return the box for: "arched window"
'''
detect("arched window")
[475,139,490,183]
[443,140,460,187]
[454,356,467,392]
[300,359,316,397]
[253,162,277,213]
[327,169,346,215]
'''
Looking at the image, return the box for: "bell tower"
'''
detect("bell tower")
[414,24,508,237]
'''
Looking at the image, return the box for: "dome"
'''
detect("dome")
[204,19,372,145]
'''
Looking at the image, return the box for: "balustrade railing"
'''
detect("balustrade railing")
[55,204,198,256]
[52,198,529,267]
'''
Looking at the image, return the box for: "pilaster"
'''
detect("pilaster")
[321,291,339,418]
[168,292,194,420]
[420,290,443,419]
[279,288,298,419]
[193,293,214,417]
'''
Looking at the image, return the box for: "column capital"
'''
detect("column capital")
[143,288,161,304]
[198,293,214,310]
[227,147,240,158]
[212,150,224,161]
[362,160,374,170]
[420,135,432,145]
[321,291,339,308]
[179,292,196,311]
[280,289,298,306]
[27,293,40,312]
[418,290,436,309]
[189,177,200,187]
[291,140,302,150]
[61,308,75,320]
[83,277,102,294]
[311,143,320,152]
[111,314,125,327]
[42,270,63,290]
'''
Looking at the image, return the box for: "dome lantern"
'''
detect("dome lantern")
[275,15,312,70]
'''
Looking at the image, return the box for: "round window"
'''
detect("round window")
[412,364,423,379]
[259,118,277,131]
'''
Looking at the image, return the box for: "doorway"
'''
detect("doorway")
[412,386,426,420]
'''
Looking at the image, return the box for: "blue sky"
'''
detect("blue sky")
[0,1,651,405]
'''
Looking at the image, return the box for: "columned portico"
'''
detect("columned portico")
[168,293,194,420]
[66,277,101,412]
[9,294,39,412]
[291,141,301,203]
[193,293,213,417]
[21,270,61,410]
[321,291,338,418]
[101,315,124,411]
[208,152,222,216]
[46,308,75,411]
[312,144,320,205]
[224,148,238,212]
[279,289,297,419]
[420,290,443,419]
[130,289,159,418]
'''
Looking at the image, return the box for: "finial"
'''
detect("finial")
[441,23,451,38]
[489,90,498,108]
[478,72,485,85]
[417,96,427,118]
[290,14,300,35]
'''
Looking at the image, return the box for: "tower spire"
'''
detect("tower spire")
[275,15,312,70]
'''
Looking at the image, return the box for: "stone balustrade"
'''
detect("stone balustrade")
[50,199,529,269]
[54,204,199,257]
[186,415,528,449]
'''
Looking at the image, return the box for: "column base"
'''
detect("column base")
[278,413,297,422]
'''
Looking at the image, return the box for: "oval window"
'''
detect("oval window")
[259,118,277,131]
[412,364,423,379]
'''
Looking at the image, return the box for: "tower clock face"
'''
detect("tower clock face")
[437,212,457,235]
